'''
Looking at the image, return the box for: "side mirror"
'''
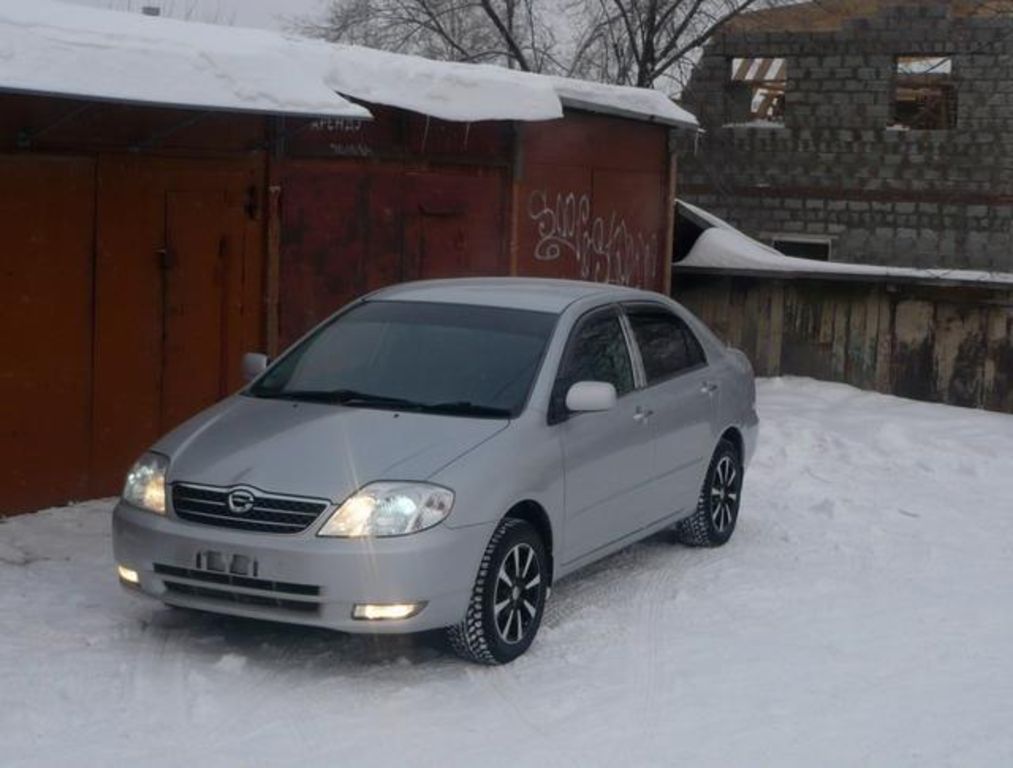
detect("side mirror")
[565,381,617,413]
[242,352,269,383]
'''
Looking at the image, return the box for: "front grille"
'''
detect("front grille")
[171,484,328,534]
[155,563,321,614]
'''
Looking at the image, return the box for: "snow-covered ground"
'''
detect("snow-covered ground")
[3,378,1012,767]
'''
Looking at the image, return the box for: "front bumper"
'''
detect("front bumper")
[112,501,491,633]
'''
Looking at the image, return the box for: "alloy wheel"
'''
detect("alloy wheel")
[709,455,739,533]
[493,543,542,645]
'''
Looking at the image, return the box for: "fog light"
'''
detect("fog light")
[117,564,140,585]
[352,602,425,621]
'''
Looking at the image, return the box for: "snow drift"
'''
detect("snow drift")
[2,379,1012,766]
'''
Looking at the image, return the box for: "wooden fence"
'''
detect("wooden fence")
[673,269,1013,413]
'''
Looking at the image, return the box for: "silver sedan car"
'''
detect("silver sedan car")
[113,278,758,664]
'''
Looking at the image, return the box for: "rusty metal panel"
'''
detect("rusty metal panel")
[285,109,402,159]
[515,113,671,291]
[92,156,264,496]
[591,169,666,288]
[404,170,507,281]
[516,165,593,282]
[279,159,508,346]
[0,154,96,515]
[0,93,266,154]
[521,110,667,172]
[284,105,511,162]
[91,157,165,497]
[279,161,392,345]
[403,113,511,159]
[161,189,249,428]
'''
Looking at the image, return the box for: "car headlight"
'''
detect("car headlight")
[122,452,168,514]
[318,482,454,537]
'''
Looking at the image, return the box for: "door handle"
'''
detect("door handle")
[633,406,653,423]
[701,381,719,395]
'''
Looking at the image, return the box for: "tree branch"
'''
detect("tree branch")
[478,0,532,70]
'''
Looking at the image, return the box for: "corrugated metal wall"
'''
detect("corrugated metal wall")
[675,272,1013,413]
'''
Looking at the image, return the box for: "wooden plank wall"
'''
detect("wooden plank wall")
[675,273,1013,413]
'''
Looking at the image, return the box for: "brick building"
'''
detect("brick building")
[677,0,1013,271]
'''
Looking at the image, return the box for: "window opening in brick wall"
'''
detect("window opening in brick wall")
[766,235,832,262]
[729,57,787,124]
[893,56,956,130]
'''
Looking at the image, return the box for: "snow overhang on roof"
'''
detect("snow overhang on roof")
[317,50,699,127]
[0,0,699,129]
[313,45,564,123]
[0,0,370,119]
[676,201,1013,289]
[546,76,698,130]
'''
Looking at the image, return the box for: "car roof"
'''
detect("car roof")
[369,277,662,314]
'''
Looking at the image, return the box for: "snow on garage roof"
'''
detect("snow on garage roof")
[0,0,370,119]
[545,75,698,129]
[319,50,699,127]
[0,0,698,127]
[311,45,564,123]
[677,201,1013,288]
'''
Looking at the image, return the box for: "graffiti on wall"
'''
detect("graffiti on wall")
[309,118,373,157]
[527,189,658,288]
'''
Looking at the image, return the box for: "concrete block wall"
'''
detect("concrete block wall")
[678,1,1013,271]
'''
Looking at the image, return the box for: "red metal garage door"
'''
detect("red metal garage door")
[0,155,96,513]
[90,156,264,496]
[279,161,507,347]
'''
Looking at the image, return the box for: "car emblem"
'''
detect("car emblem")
[227,489,256,515]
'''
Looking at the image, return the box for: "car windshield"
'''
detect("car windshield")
[248,300,557,418]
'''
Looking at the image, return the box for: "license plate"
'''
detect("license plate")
[195,549,258,578]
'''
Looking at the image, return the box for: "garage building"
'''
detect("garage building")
[0,0,696,514]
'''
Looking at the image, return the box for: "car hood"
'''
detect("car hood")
[157,395,509,502]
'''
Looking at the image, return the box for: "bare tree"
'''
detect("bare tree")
[298,0,783,88]
[296,0,560,71]
[568,0,770,88]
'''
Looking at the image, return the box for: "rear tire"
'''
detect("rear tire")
[676,439,743,547]
[447,518,548,665]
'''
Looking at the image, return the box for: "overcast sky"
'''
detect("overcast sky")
[63,0,330,30]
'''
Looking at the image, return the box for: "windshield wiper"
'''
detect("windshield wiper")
[250,388,421,409]
[250,390,511,417]
[418,401,512,418]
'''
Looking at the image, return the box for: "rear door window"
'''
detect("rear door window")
[625,306,706,384]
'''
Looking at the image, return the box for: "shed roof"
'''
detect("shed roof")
[676,201,1013,290]
[0,0,698,128]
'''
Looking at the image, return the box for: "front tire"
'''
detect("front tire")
[676,439,743,547]
[447,518,548,665]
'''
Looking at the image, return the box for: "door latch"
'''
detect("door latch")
[156,247,174,270]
